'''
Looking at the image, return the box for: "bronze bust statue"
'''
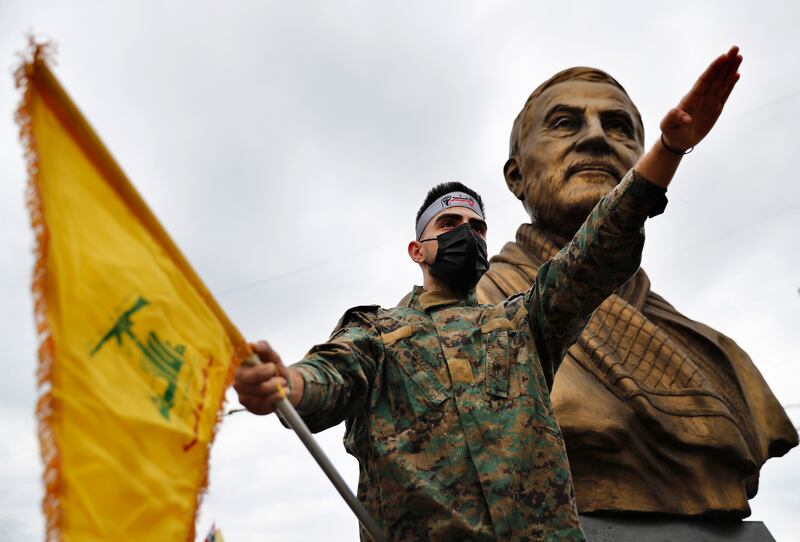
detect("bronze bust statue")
[477,67,798,516]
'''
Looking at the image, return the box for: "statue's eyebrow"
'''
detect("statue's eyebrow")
[543,104,584,125]
[600,108,634,126]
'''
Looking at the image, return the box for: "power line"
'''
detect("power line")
[3,89,800,354]
[660,201,800,260]
[728,88,800,122]
[217,234,406,297]
[0,235,410,354]
[206,88,800,299]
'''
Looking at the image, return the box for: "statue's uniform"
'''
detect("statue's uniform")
[291,170,667,541]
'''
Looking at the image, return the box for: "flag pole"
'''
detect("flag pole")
[243,355,387,542]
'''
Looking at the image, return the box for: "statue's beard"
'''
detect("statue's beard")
[528,170,617,242]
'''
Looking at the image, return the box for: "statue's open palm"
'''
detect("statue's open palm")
[661,46,742,151]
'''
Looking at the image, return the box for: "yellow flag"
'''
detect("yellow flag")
[16,43,248,542]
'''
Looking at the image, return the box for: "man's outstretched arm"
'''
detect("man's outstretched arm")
[234,310,383,432]
[529,46,743,385]
[638,45,742,188]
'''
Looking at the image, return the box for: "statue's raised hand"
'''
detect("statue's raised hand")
[661,46,742,152]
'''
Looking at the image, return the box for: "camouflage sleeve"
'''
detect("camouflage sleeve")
[289,306,384,433]
[525,169,668,387]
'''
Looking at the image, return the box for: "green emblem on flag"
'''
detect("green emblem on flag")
[91,296,185,420]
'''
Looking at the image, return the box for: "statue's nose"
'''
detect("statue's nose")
[574,118,612,154]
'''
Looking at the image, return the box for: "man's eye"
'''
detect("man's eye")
[471,224,486,236]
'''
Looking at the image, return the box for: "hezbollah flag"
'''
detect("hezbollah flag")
[16,43,248,541]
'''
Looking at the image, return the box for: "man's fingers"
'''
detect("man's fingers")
[234,377,283,396]
[660,107,691,132]
[235,362,279,386]
[720,72,741,105]
[717,55,742,97]
[237,391,286,416]
[710,57,738,95]
[709,46,741,95]
[691,46,740,98]
[725,45,741,60]
[272,355,291,380]
[256,377,288,396]
[236,392,272,414]
[691,53,728,96]
[252,340,281,364]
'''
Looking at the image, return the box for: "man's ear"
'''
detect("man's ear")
[504,157,525,201]
[408,240,425,264]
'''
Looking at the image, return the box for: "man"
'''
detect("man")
[477,54,798,515]
[235,48,745,540]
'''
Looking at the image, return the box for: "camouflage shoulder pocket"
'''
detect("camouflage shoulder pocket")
[482,303,532,399]
[482,317,513,398]
[381,324,449,407]
[373,321,450,436]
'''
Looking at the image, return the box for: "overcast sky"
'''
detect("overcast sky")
[1,1,798,541]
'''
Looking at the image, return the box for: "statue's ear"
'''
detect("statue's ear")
[504,157,525,201]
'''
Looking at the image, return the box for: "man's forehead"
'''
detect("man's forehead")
[529,80,636,122]
[431,206,484,222]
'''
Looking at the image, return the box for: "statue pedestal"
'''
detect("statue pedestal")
[579,515,776,542]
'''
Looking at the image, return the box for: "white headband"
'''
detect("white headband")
[416,191,484,239]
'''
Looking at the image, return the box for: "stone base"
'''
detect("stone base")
[579,515,776,542]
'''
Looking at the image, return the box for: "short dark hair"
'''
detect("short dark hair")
[509,67,645,159]
[416,181,486,225]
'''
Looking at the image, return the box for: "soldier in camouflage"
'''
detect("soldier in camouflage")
[234,47,743,541]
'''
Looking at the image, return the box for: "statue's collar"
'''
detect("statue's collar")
[509,222,651,311]
[405,285,478,312]
[515,223,564,262]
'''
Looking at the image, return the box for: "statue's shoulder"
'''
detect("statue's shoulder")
[478,241,541,304]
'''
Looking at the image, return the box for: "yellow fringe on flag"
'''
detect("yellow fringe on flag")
[15,39,249,542]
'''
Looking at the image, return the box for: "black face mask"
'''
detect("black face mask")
[421,223,488,293]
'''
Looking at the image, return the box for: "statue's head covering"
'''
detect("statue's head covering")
[508,67,645,159]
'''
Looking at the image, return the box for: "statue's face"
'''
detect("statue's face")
[507,80,644,238]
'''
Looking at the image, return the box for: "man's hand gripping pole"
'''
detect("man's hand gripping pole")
[241,353,387,542]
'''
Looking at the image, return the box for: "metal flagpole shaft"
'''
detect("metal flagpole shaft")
[242,354,386,542]
[274,398,387,542]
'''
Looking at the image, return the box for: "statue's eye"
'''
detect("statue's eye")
[604,118,634,139]
[551,116,578,131]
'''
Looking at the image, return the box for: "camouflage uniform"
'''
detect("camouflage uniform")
[292,170,667,541]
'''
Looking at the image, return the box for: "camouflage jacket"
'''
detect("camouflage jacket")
[292,169,667,541]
